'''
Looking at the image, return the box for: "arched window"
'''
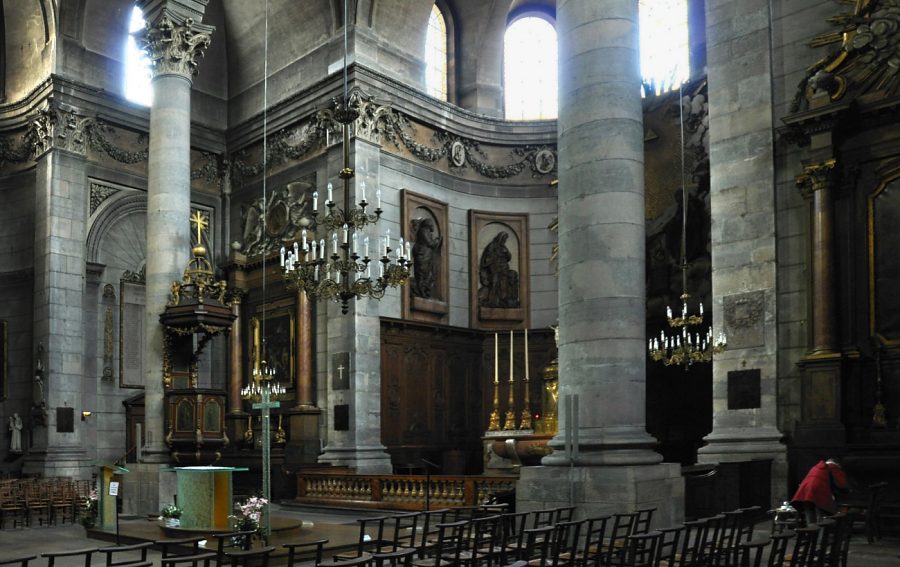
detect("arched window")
[504,16,557,120]
[124,6,152,106]
[640,0,689,95]
[425,4,448,101]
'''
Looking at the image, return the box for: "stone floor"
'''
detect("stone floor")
[0,504,898,566]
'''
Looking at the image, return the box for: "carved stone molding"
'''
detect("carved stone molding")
[796,159,837,198]
[90,182,122,215]
[723,291,766,349]
[137,14,213,79]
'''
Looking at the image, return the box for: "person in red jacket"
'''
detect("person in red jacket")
[792,458,848,525]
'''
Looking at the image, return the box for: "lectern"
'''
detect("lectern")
[166,466,248,530]
[98,464,129,530]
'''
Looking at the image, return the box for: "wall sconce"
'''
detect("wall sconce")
[81,411,93,421]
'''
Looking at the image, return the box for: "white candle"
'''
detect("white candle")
[509,330,514,384]
[699,302,704,316]
[312,190,318,211]
[379,262,384,278]
[360,181,366,204]
[327,182,333,203]
[376,188,382,209]
[366,263,371,278]
[314,265,319,280]
[293,241,299,259]
[336,270,341,284]
[332,232,338,255]
[494,333,498,384]
[364,235,370,258]
[311,240,317,261]
[525,328,529,381]
[342,223,349,243]
[301,229,307,248]
[319,238,325,256]
[279,246,285,267]
[352,232,358,255]
[405,242,411,259]
[399,237,405,258]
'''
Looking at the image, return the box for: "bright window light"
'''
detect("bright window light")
[640,0,690,95]
[504,16,557,120]
[425,4,448,101]
[125,6,152,106]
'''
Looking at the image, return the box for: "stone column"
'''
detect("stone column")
[697,0,786,503]
[228,296,243,414]
[518,0,683,527]
[134,0,213,515]
[295,291,314,407]
[24,104,94,479]
[137,5,212,460]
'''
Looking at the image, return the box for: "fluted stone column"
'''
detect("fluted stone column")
[518,0,683,527]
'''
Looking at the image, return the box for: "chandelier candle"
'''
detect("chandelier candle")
[488,332,501,431]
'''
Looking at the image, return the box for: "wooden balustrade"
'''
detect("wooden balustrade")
[295,473,516,511]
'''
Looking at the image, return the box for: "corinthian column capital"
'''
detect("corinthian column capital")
[795,158,837,197]
[137,12,213,80]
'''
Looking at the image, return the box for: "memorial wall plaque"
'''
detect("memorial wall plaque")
[727,369,761,410]
[334,404,350,431]
[57,407,75,433]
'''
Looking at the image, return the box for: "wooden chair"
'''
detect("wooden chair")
[389,511,422,553]
[736,531,793,567]
[160,552,218,567]
[373,548,419,567]
[466,514,503,567]
[0,556,36,567]
[211,529,259,562]
[342,515,393,559]
[155,536,205,559]
[605,512,639,566]
[622,531,663,567]
[654,526,683,567]
[633,509,656,535]
[221,545,276,567]
[97,542,154,567]
[43,548,98,567]
[0,484,25,529]
[499,511,531,565]
[283,539,328,566]
[576,515,611,567]
[411,520,470,567]
[521,526,555,567]
[549,519,585,567]
[837,481,888,543]
[418,509,452,558]
[554,506,576,524]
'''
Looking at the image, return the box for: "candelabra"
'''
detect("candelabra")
[241,362,286,401]
[280,0,409,313]
[649,295,726,367]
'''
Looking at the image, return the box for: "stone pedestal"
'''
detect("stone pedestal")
[519,464,684,527]
[285,407,322,467]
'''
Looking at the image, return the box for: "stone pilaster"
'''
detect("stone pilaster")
[519,0,682,528]
[24,105,93,479]
[133,0,213,516]
[698,0,786,503]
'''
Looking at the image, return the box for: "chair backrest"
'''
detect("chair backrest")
[418,508,451,553]
[608,512,639,552]
[155,536,204,558]
[549,519,585,567]
[372,548,418,567]
[283,538,328,567]
[623,531,663,567]
[42,548,98,567]
[212,530,258,557]
[0,555,36,567]
[390,512,420,551]
[433,520,470,564]
[469,514,502,561]
[222,545,276,567]
[554,506,576,524]
[531,509,557,529]
[579,516,611,567]
[633,508,656,535]
[656,526,683,567]
[522,526,555,567]
[160,552,217,567]
[356,516,392,556]
[787,527,819,567]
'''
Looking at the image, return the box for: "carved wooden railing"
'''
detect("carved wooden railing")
[296,473,517,511]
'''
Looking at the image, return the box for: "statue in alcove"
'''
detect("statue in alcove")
[478,232,519,308]
[410,217,442,299]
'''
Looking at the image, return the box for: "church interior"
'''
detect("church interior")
[1,0,900,546]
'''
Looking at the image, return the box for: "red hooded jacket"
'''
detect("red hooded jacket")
[792,460,847,513]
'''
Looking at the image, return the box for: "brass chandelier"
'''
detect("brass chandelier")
[649,85,725,367]
[280,0,409,313]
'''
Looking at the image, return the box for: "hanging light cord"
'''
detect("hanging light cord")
[343,0,349,105]
[261,0,269,366]
[678,84,688,297]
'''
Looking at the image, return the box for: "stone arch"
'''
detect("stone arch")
[86,189,147,272]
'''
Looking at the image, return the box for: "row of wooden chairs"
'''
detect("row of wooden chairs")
[737,512,854,567]
[0,478,92,529]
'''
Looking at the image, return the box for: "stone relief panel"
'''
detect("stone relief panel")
[723,291,767,349]
[236,175,315,259]
[469,212,529,330]
[401,190,449,324]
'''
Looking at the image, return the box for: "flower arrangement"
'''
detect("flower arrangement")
[230,495,268,547]
[79,488,99,528]
[160,504,182,519]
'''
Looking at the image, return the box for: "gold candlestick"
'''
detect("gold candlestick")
[519,328,532,429]
[503,330,517,430]
[488,332,501,431]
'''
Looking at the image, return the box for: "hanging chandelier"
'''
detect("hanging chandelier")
[241,362,286,401]
[280,0,409,314]
[649,85,726,367]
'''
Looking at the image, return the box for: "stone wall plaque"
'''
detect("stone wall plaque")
[469,211,529,330]
[56,407,75,433]
[723,291,766,349]
[119,280,145,388]
[334,404,350,431]
[401,190,449,324]
[727,369,761,410]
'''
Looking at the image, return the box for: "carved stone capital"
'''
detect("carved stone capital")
[27,103,94,159]
[796,159,837,198]
[137,13,213,80]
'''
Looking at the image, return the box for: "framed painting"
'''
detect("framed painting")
[250,306,295,386]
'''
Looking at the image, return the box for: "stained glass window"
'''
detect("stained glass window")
[425,4,448,101]
[640,0,690,95]
[125,6,152,106]
[504,16,558,120]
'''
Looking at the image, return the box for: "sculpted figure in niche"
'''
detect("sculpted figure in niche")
[8,413,23,453]
[478,231,520,308]
[410,217,442,299]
